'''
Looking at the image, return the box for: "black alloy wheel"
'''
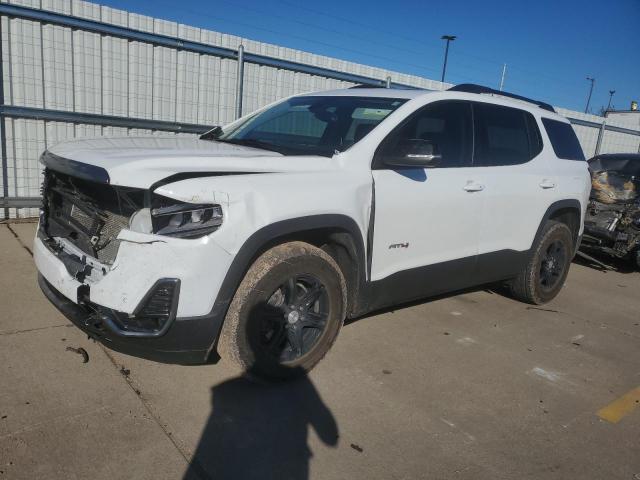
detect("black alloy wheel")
[218,241,346,381]
[538,239,567,292]
[507,220,574,305]
[257,274,330,363]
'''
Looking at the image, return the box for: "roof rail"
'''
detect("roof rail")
[448,83,556,113]
[348,84,426,91]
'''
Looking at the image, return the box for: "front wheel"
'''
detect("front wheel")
[218,242,347,382]
[508,221,574,305]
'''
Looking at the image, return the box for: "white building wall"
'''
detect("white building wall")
[606,111,640,129]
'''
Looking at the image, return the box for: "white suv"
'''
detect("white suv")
[35,84,591,380]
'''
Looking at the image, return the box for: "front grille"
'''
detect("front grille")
[41,168,145,264]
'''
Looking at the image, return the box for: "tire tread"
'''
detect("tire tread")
[218,241,346,381]
[508,220,573,305]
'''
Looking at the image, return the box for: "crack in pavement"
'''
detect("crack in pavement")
[5,223,33,256]
[98,347,209,479]
[0,323,71,336]
[0,406,110,440]
[3,222,204,478]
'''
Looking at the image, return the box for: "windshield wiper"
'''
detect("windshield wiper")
[200,126,223,141]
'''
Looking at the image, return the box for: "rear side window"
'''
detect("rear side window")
[541,118,585,161]
[473,103,542,167]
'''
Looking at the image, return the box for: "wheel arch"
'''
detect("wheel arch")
[209,215,367,354]
[533,199,582,254]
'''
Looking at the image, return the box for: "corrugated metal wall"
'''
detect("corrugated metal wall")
[1,0,639,219]
[557,108,640,159]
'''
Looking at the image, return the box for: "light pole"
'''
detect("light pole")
[440,35,456,83]
[606,90,616,112]
[584,76,595,114]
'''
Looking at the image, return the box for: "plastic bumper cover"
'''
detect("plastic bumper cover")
[38,273,223,364]
[34,226,233,318]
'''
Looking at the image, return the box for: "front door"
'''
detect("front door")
[370,101,483,305]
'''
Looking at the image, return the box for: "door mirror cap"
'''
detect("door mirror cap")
[384,139,442,168]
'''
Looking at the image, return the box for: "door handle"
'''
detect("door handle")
[463,182,484,192]
[539,179,556,189]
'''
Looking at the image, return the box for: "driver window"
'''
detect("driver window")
[382,101,473,168]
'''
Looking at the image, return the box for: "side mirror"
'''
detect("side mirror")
[384,139,442,168]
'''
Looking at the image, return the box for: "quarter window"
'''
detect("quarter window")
[541,118,585,161]
[473,103,541,167]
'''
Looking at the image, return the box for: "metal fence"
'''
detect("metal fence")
[1,0,639,219]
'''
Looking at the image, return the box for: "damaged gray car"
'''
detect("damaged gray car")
[580,153,640,269]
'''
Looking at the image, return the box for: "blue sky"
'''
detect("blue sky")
[99,0,639,114]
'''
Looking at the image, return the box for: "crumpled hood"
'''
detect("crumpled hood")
[589,154,640,176]
[45,136,335,188]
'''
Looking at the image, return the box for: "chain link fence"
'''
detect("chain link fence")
[1,0,639,219]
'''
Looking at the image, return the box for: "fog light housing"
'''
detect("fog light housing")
[89,279,180,337]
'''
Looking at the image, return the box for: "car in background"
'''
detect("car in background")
[581,153,640,269]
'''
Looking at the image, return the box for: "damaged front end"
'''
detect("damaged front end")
[39,167,183,338]
[40,168,145,280]
[581,154,640,269]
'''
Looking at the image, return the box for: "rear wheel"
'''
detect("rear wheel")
[508,221,573,304]
[218,242,346,381]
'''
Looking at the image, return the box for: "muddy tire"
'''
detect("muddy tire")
[508,221,573,305]
[218,241,346,382]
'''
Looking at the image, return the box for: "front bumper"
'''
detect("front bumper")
[34,224,234,364]
[39,274,223,364]
[34,226,234,317]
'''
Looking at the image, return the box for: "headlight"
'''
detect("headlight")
[150,201,223,238]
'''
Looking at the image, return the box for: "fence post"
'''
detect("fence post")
[0,17,9,219]
[594,120,606,156]
[235,44,244,120]
[385,76,391,88]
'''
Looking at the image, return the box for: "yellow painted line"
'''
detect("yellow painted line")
[597,387,640,424]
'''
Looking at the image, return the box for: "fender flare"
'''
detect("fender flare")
[205,214,367,355]
[532,199,583,252]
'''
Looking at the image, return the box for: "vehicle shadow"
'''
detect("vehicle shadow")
[347,254,640,327]
[346,284,503,325]
[573,251,638,274]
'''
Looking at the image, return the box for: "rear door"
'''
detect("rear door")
[469,102,556,282]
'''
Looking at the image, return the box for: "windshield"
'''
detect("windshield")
[204,96,407,156]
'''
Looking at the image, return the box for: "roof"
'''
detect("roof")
[449,83,555,113]
[296,86,561,117]
[298,88,428,99]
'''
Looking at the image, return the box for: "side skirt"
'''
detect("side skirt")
[361,249,530,313]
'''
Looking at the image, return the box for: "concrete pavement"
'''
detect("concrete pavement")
[1,222,639,479]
